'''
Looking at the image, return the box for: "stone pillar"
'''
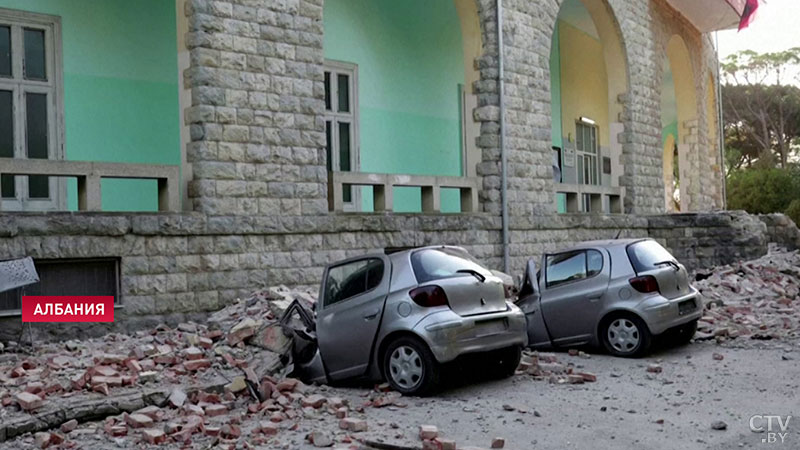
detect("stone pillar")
[183,0,328,216]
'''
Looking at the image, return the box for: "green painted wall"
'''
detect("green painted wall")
[323,0,465,212]
[662,121,678,147]
[550,21,567,213]
[0,0,180,211]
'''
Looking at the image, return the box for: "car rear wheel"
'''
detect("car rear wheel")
[601,314,651,357]
[383,336,440,396]
[489,346,522,379]
[669,319,697,346]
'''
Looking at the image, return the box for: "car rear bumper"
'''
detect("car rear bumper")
[639,288,703,335]
[413,302,528,363]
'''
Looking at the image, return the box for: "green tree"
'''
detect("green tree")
[726,167,800,214]
[722,48,800,169]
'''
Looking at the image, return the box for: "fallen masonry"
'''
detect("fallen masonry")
[694,245,800,344]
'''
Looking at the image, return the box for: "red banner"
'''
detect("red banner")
[22,296,115,323]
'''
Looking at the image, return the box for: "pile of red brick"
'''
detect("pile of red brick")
[516,350,597,385]
[695,247,800,342]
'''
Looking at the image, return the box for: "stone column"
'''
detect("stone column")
[183,0,328,216]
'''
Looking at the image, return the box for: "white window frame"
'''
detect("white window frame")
[324,59,360,211]
[0,8,65,211]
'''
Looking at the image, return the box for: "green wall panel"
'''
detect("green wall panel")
[323,0,465,212]
[0,0,180,211]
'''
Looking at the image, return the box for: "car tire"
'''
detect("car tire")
[489,346,522,379]
[670,320,698,346]
[601,313,651,358]
[382,336,440,396]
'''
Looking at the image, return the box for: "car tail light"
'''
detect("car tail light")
[629,275,660,293]
[409,285,449,308]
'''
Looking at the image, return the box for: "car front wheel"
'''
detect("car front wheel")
[383,336,440,396]
[601,314,651,357]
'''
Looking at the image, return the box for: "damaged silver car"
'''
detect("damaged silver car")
[291,246,528,396]
[516,238,702,357]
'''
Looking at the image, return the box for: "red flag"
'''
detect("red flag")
[738,0,759,31]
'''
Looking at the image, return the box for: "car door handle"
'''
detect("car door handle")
[588,296,602,303]
[363,309,381,320]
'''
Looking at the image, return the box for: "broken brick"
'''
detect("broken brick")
[16,391,44,411]
[340,418,368,432]
[419,425,438,440]
[125,413,154,429]
[142,428,167,445]
[184,359,211,371]
[491,437,506,448]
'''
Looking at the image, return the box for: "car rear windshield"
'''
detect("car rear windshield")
[410,247,489,284]
[626,240,676,273]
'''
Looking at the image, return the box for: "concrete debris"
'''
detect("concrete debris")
[695,246,800,344]
[516,351,598,385]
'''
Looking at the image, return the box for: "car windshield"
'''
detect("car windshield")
[627,240,676,273]
[410,247,489,283]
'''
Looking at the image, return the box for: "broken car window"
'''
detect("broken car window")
[324,258,384,307]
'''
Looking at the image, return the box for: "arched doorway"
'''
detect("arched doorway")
[661,35,698,212]
[550,0,628,213]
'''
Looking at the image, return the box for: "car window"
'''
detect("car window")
[587,249,603,276]
[626,240,675,273]
[411,247,489,284]
[324,258,384,307]
[546,251,587,288]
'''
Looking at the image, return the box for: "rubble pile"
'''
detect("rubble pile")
[0,286,378,449]
[694,246,800,343]
[516,349,597,385]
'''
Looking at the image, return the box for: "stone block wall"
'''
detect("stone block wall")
[758,213,800,251]
[0,210,775,342]
[647,210,768,273]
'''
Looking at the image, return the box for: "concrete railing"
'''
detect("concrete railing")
[556,183,624,214]
[0,158,180,212]
[328,171,480,213]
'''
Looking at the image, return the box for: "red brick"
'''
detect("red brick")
[437,438,457,450]
[578,372,597,382]
[258,421,279,435]
[275,378,299,392]
[142,428,166,445]
[16,392,44,411]
[301,394,327,408]
[60,419,78,433]
[91,376,123,387]
[184,359,211,371]
[24,382,44,394]
[220,424,241,439]
[491,437,506,448]
[419,425,438,440]
[92,383,110,396]
[34,432,50,449]
[134,406,162,421]
[340,418,368,432]
[125,359,142,373]
[204,404,228,417]
[184,347,205,361]
[125,413,154,429]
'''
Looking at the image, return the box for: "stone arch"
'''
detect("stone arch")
[549,0,630,213]
[662,34,699,212]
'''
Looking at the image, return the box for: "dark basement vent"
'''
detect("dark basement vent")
[0,258,120,312]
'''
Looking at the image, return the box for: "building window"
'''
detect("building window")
[324,60,359,210]
[0,8,63,211]
[575,121,599,187]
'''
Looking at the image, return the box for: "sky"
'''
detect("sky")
[716,0,800,59]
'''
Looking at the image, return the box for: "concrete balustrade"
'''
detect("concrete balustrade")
[0,158,180,212]
[328,171,480,214]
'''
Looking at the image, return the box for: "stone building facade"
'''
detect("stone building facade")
[0,0,764,339]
